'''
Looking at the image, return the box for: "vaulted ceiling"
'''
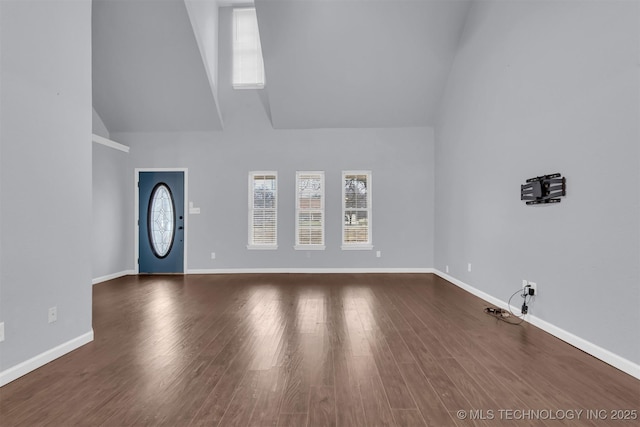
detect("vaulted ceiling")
[256,0,470,129]
[92,0,224,132]
[92,0,470,132]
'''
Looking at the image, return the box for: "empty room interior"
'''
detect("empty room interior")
[1,0,639,425]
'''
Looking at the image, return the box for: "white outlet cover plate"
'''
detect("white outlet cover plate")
[48,307,57,323]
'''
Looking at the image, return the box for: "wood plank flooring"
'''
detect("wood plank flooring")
[1,273,638,426]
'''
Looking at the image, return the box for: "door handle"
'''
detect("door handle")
[178,226,183,230]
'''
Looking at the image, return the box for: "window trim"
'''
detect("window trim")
[294,171,326,250]
[341,170,373,250]
[247,171,278,250]
[232,7,265,90]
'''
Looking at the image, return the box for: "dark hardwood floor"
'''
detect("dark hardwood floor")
[1,273,638,426]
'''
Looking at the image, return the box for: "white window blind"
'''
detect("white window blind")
[295,172,325,249]
[248,172,277,249]
[233,8,265,89]
[342,171,372,250]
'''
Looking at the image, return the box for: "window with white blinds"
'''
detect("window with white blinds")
[233,8,265,89]
[342,171,372,250]
[248,172,277,249]
[295,171,325,250]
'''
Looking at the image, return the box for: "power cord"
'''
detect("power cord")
[483,288,533,326]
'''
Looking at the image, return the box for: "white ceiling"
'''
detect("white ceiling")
[92,0,223,132]
[256,0,470,129]
[92,0,470,132]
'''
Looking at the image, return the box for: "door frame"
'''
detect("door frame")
[135,168,189,274]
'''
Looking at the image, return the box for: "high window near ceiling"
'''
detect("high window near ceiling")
[342,171,372,250]
[248,172,277,249]
[295,171,325,250]
[233,8,265,89]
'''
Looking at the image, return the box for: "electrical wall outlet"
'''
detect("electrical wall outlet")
[0,322,4,342]
[211,252,216,260]
[376,251,381,258]
[467,263,472,272]
[528,281,537,296]
[445,265,449,273]
[48,306,57,324]
[523,280,537,296]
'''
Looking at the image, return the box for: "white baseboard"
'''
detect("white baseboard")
[432,270,640,380]
[92,270,135,285]
[187,268,435,275]
[0,330,94,387]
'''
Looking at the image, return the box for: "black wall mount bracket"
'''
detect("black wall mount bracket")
[521,173,566,205]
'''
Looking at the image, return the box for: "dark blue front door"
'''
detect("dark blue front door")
[139,171,184,273]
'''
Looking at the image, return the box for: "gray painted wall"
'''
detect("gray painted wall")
[0,0,93,370]
[92,144,130,279]
[109,7,435,272]
[435,0,639,364]
[115,127,434,271]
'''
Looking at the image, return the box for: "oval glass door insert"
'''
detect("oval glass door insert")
[148,183,175,258]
